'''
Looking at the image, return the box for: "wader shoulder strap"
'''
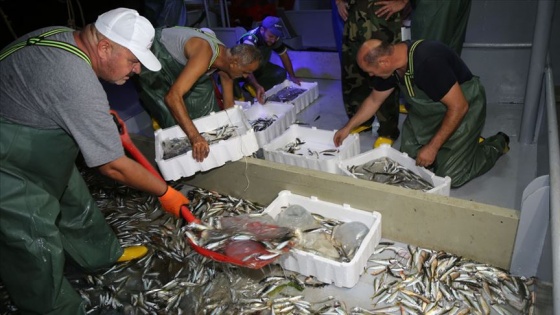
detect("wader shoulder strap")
[207,41,220,69]
[403,40,424,97]
[0,28,91,65]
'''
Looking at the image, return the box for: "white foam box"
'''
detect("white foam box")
[265,80,319,113]
[154,105,259,181]
[338,144,452,196]
[242,101,297,148]
[263,190,382,288]
[262,125,360,174]
[234,100,252,111]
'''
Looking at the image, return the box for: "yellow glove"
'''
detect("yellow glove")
[158,186,190,217]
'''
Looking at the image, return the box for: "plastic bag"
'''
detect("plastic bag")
[276,204,321,231]
[332,221,369,260]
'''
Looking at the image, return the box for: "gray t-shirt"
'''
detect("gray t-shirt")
[160,27,223,71]
[0,26,123,167]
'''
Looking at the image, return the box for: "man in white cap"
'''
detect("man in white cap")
[236,15,301,103]
[0,7,189,314]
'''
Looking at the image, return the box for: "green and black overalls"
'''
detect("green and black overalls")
[398,40,507,188]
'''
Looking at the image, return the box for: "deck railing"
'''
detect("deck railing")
[545,62,559,315]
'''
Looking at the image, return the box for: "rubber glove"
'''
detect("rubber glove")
[158,186,190,217]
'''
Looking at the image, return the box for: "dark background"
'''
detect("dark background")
[1,0,145,48]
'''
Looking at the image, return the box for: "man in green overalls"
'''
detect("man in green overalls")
[0,8,189,314]
[135,27,262,162]
[334,39,509,188]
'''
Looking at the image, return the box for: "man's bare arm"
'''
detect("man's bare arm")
[415,82,469,167]
[164,38,213,162]
[98,156,168,196]
[279,52,300,85]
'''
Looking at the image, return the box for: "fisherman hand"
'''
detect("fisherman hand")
[158,186,190,217]
[375,0,408,20]
[289,76,301,86]
[255,85,266,104]
[333,128,349,147]
[335,0,349,21]
[190,133,210,162]
[416,144,437,168]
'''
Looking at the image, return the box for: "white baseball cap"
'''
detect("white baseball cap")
[95,8,161,71]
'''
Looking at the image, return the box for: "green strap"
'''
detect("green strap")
[0,28,91,65]
[404,40,424,98]
[196,28,220,69]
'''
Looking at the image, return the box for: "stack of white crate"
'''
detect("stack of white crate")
[154,106,259,181]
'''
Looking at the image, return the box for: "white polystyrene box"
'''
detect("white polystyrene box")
[242,102,296,148]
[264,80,319,113]
[262,125,360,174]
[338,144,452,196]
[234,100,252,111]
[154,105,259,181]
[263,190,382,288]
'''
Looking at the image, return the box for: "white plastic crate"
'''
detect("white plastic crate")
[262,125,360,174]
[264,80,319,113]
[263,190,382,288]
[242,102,296,148]
[154,106,259,181]
[338,144,452,196]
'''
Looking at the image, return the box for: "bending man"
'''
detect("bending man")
[135,26,262,162]
[334,39,509,187]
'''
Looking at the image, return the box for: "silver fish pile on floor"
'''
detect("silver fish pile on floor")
[266,87,307,103]
[347,157,434,191]
[162,124,238,160]
[358,243,535,315]
[0,166,535,314]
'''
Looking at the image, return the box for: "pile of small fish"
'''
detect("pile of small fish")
[347,157,434,191]
[355,243,535,314]
[183,217,296,263]
[306,148,339,159]
[278,137,306,154]
[267,86,307,103]
[250,115,278,132]
[0,165,536,315]
[276,138,340,159]
[162,124,238,160]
